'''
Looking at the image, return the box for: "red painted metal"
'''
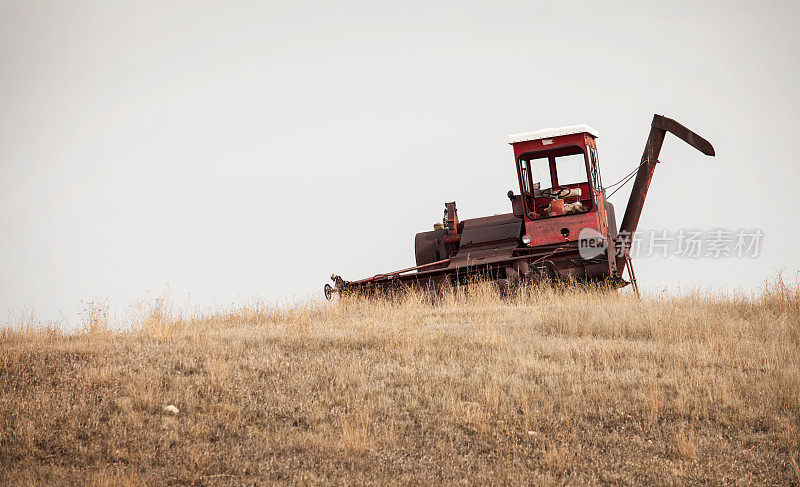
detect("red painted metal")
[327,115,714,299]
[510,133,588,160]
[524,211,598,247]
[348,259,451,286]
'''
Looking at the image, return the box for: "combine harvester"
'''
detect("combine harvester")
[325,114,714,299]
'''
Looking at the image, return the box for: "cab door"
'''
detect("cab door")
[588,145,608,237]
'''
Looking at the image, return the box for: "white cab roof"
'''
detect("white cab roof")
[508,124,599,144]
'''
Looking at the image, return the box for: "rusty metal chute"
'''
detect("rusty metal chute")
[616,115,715,274]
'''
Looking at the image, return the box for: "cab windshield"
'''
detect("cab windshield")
[520,146,587,190]
[517,146,592,218]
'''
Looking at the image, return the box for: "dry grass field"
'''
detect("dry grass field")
[1,278,799,485]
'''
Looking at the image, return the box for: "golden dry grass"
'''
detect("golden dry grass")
[1,278,799,485]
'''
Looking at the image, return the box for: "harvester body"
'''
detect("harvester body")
[326,114,713,298]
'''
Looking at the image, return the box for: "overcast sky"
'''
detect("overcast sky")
[2,1,799,324]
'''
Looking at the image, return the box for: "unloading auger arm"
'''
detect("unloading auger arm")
[616,114,715,274]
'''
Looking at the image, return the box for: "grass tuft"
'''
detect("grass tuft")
[1,277,799,484]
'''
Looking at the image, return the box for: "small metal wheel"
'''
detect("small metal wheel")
[324,283,334,301]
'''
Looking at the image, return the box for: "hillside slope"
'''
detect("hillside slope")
[2,282,799,485]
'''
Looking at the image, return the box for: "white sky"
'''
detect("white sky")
[2,1,799,324]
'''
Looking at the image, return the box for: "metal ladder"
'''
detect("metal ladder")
[624,251,640,298]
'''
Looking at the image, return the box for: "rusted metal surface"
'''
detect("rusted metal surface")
[652,115,715,157]
[458,213,521,248]
[444,202,459,236]
[343,259,451,286]
[326,114,714,299]
[616,115,715,274]
[414,228,447,266]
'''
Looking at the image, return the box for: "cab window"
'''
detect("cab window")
[553,153,586,186]
[530,158,552,190]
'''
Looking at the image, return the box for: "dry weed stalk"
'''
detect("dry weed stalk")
[1,276,798,484]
